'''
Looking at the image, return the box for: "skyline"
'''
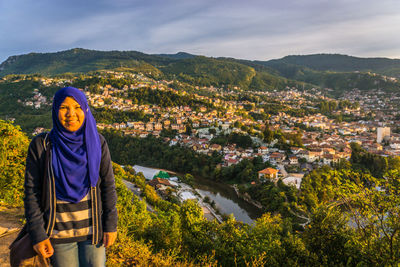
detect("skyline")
[1,0,400,63]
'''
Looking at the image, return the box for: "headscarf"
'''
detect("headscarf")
[50,87,101,203]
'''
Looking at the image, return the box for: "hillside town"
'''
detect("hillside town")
[19,72,400,189]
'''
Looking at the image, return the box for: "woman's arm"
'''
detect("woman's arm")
[99,135,118,234]
[24,135,49,245]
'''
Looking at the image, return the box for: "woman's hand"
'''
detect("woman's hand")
[103,232,117,248]
[33,238,54,258]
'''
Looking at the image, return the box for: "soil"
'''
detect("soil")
[0,205,24,267]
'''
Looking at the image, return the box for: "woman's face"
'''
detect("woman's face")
[58,96,85,132]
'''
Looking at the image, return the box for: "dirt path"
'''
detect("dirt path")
[0,206,24,267]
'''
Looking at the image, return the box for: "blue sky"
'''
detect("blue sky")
[1,0,400,62]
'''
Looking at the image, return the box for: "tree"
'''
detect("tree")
[0,120,29,206]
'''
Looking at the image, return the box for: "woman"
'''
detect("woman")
[24,87,118,266]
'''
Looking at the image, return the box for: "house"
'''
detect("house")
[282,173,304,189]
[258,168,279,182]
[171,124,180,130]
[269,152,286,164]
[148,178,175,189]
[154,122,163,131]
[146,122,154,131]
[179,191,197,201]
[226,158,239,166]
[210,144,222,152]
[298,150,321,163]
[290,147,303,154]
[258,146,268,154]
[163,120,171,128]
[288,155,298,165]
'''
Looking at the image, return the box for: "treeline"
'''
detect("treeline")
[210,132,254,148]
[263,126,303,148]
[350,142,400,178]
[101,129,222,178]
[92,107,150,124]
[272,54,400,74]
[127,88,211,108]
[318,99,360,113]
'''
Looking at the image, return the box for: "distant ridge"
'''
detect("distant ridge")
[154,52,196,60]
[261,54,400,76]
[2,48,400,94]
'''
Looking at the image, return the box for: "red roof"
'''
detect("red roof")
[258,168,279,174]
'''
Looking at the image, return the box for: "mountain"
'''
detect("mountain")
[0,48,306,91]
[260,54,400,77]
[0,48,169,77]
[154,51,196,59]
[2,49,400,94]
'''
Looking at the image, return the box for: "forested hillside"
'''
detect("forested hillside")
[4,49,400,94]
[264,54,400,75]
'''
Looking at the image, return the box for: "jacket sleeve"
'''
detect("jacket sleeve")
[24,136,48,245]
[99,135,118,232]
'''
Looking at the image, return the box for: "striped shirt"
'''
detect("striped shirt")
[51,193,93,244]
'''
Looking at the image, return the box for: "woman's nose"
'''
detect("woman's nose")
[66,108,76,116]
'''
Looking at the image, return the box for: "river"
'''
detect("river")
[193,176,264,224]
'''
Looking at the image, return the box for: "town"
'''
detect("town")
[17,70,400,192]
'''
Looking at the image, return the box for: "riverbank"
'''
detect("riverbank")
[129,165,264,224]
[231,184,264,210]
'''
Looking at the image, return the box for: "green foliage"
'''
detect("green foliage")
[350,142,391,178]
[211,132,253,148]
[303,206,360,266]
[0,79,55,133]
[214,157,270,183]
[5,119,400,265]
[270,54,400,74]
[160,56,257,89]
[127,88,211,108]
[0,48,165,77]
[101,129,222,178]
[0,120,29,206]
[92,107,150,124]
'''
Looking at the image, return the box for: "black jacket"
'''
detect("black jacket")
[24,133,118,245]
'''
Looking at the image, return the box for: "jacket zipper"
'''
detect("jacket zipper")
[91,186,99,244]
[45,157,52,235]
[48,152,56,237]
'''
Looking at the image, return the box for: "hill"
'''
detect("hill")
[0,48,167,78]
[2,49,400,94]
[238,54,400,94]
[154,52,196,60]
[0,49,315,91]
[263,54,400,75]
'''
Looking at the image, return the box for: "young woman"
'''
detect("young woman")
[24,87,117,266]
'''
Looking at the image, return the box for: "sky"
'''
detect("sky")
[1,0,400,63]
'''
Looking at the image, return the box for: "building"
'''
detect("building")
[377,127,390,143]
[282,173,304,189]
[258,168,279,182]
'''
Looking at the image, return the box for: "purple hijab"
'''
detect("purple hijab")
[50,87,101,203]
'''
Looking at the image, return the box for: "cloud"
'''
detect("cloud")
[1,0,400,62]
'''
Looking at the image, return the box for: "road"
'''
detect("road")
[277,164,288,177]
